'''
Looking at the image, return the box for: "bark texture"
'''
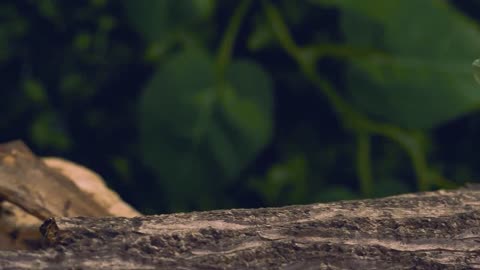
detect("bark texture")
[1,187,480,269]
[0,140,140,250]
[0,141,110,219]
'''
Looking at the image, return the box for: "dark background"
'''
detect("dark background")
[2,0,480,214]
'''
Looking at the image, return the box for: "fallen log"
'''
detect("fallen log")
[1,186,480,269]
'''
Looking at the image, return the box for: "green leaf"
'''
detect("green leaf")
[472,59,480,85]
[218,60,274,175]
[123,0,169,42]
[139,49,273,209]
[123,0,212,42]
[192,0,216,19]
[313,0,480,129]
[371,178,410,198]
[36,0,60,20]
[73,32,92,51]
[30,112,71,151]
[140,49,216,210]
[98,15,116,32]
[249,155,307,205]
[23,79,47,104]
[248,19,275,51]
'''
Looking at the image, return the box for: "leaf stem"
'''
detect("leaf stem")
[216,0,252,74]
[356,132,373,196]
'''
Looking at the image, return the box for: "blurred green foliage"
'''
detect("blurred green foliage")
[1,0,480,213]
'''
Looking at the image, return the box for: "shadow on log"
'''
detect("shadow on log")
[1,187,480,269]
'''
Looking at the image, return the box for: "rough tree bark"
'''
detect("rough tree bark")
[1,187,480,269]
[0,140,479,269]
